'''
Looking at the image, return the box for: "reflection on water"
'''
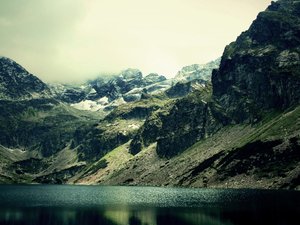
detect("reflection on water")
[0,207,235,225]
[0,185,299,225]
[0,206,299,225]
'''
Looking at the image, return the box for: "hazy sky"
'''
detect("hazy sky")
[0,0,272,83]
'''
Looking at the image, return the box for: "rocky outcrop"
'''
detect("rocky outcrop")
[212,0,300,123]
[73,124,133,161]
[0,57,50,100]
[129,88,226,157]
[155,99,210,158]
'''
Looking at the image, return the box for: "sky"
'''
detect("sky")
[0,0,272,83]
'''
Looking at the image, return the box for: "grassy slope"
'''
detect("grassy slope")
[76,106,300,190]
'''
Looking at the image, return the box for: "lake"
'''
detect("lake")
[0,185,299,225]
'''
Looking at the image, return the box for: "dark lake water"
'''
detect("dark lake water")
[0,185,299,225]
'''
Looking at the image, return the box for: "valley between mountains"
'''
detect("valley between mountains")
[0,0,299,190]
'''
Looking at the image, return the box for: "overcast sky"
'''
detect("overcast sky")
[0,0,272,83]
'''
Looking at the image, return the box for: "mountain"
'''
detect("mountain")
[0,57,50,100]
[0,0,299,189]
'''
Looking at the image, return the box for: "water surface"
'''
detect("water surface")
[0,185,299,225]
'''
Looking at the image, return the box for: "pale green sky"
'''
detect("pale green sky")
[0,0,272,83]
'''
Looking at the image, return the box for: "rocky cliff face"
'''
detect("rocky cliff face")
[0,57,50,100]
[212,0,300,123]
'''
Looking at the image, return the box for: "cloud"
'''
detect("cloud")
[0,0,272,83]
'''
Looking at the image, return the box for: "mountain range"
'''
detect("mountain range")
[0,0,299,190]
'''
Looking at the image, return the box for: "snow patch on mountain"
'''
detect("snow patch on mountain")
[71,100,104,111]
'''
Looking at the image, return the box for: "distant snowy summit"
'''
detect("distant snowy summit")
[50,59,220,112]
[50,68,169,112]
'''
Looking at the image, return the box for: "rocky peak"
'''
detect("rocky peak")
[115,69,143,93]
[0,57,50,100]
[143,73,166,86]
[175,58,221,82]
[119,68,142,81]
